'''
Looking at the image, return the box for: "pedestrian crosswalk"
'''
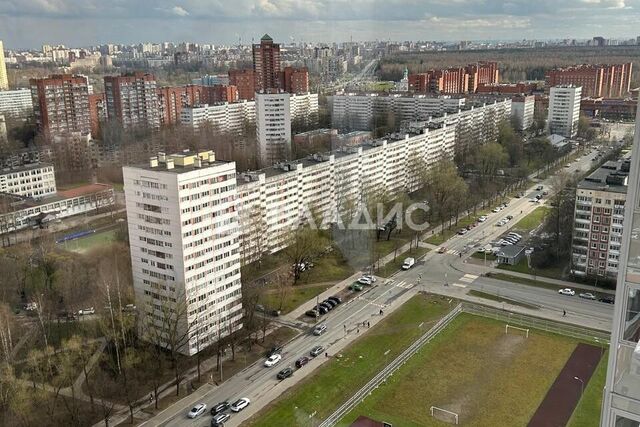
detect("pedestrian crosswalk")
[447,249,461,256]
[451,274,478,289]
[395,280,415,289]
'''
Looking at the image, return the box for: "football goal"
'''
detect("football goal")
[430,406,459,425]
[505,324,530,338]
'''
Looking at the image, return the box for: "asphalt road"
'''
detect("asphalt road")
[147,145,615,427]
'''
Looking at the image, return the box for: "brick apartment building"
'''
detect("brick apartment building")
[228,69,256,101]
[104,72,160,129]
[282,66,309,94]
[476,82,537,95]
[409,62,499,94]
[30,74,91,137]
[545,63,633,98]
[157,84,239,125]
[88,93,106,136]
[253,34,282,92]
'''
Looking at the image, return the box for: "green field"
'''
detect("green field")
[60,229,117,253]
[338,314,584,426]
[261,283,335,314]
[247,294,456,426]
[514,206,550,232]
[467,290,539,310]
[498,257,565,280]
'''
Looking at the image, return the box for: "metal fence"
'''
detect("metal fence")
[461,303,611,343]
[318,303,463,427]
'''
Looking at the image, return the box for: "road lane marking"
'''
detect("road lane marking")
[452,283,467,288]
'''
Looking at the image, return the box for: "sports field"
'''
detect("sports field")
[338,314,595,426]
[60,229,117,253]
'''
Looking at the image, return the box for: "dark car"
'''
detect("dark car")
[211,412,230,426]
[295,356,310,368]
[310,345,324,357]
[266,346,283,357]
[210,401,230,416]
[317,305,329,315]
[277,367,293,380]
[305,309,319,318]
[320,302,333,311]
[328,296,342,305]
[598,296,615,304]
[323,299,338,309]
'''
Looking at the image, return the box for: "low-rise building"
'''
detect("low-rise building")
[571,157,629,279]
[511,95,535,131]
[0,162,56,198]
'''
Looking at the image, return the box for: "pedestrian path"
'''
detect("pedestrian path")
[450,273,479,289]
[394,280,415,289]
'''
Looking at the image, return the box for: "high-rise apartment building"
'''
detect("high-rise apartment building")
[601,99,640,427]
[409,62,499,94]
[571,158,629,279]
[228,69,256,101]
[0,41,8,90]
[282,67,309,94]
[546,64,633,98]
[88,93,106,136]
[122,150,243,356]
[104,72,160,129]
[465,61,499,93]
[0,88,33,117]
[30,74,91,137]
[256,92,291,165]
[510,95,535,131]
[253,34,281,93]
[548,85,582,137]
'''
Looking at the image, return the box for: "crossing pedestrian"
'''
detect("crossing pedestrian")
[563,309,566,317]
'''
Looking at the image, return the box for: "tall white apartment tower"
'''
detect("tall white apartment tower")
[601,99,640,427]
[0,41,8,90]
[548,85,582,138]
[123,150,243,356]
[256,92,291,166]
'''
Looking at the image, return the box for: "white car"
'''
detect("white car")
[492,207,501,213]
[230,397,250,412]
[187,403,207,419]
[264,353,282,367]
[558,288,576,296]
[357,277,373,285]
[579,292,596,300]
[478,216,488,222]
[78,307,95,315]
[362,274,377,283]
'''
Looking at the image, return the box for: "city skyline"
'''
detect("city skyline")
[1,0,640,48]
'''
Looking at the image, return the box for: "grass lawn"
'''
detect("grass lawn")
[514,207,551,233]
[338,314,580,427]
[247,294,456,426]
[261,283,335,314]
[498,257,566,281]
[567,350,608,427]
[486,272,565,292]
[376,247,429,278]
[467,290,539,310]
[471,251,497,261]
[425,216,480,246]
[60,229,117,253]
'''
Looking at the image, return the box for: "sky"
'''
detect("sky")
[1,0,640,49]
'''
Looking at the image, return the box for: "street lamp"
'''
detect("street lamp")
[574,376,584,397]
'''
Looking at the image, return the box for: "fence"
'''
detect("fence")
[318,301,609,426]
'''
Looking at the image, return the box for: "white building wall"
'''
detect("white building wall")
[548,85,582,138]
[256,93,292,166]
[0,89,34,118]
[0,163,56,198]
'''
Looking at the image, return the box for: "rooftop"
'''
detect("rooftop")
[0,162,52,174]
[578,156,631,194]
[137,150,230,173]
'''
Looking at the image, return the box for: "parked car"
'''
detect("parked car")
[277,367,294,380]
[558,288,576,296]
[317,305,329,315]
[319,302,333,311]
[313,324,327,336]
[457,229,467,235]
[266,346,283,357]
[357,276,373,285]
[492,207,501,213]
[328,296,342,305]
[349,283,364,291]
[187,403,207,419]
[230,398,250,412]
[264,354,282,367]
[77,307,95,315]
[437,247,447,254]
[362,274,377,283]
[255,304,265,313]
[305,309,319,318]
[579,293,596,300]
[508,232,522,239]
[210,402,230,416]
[536,185,544,191]
[598,296,615,304]
[402,257,415,270]
[478,215,488,222]
[310,345,324,357]
[295,356,310,368]
[211,413,230,426]
[506,215,513,220]
[323,299,338,308]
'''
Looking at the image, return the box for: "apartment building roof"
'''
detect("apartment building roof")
[137,150,230,173]
[0,162,53,174]
[578,157,631,194]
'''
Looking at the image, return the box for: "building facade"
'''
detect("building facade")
[0,41,8,90]
[602,100,640,427]
[0,88,33,118]
[123,151,243,356]
[545,63,632,98]
[253,34,281,93]
[180,101,256,133]
[511,95,535,131]
[408,62,499,94]
[30,74,91,137]
[571,159,629,279]
[256,92,291,166]
[228,69,255,101]
[0,162,56,198]
[548,85,582,138]
[282,67,309,94]
[104,72,160,129]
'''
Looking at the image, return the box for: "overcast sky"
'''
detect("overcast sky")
[1,0,639,49]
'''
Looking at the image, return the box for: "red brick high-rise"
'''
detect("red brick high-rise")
[252,34,282,93]
[104,72,160,129]
[465,61,499,93]
[545,63,632,98]
[30,74,91,138]
[88,93,106,136]
[282,67,309,94]
[409,62,498,94]
[228,69,256,100]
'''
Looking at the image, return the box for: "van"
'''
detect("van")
[402,257,415,270]
[313,324,327,336]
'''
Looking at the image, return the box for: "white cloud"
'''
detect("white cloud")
[171,5,189,16]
